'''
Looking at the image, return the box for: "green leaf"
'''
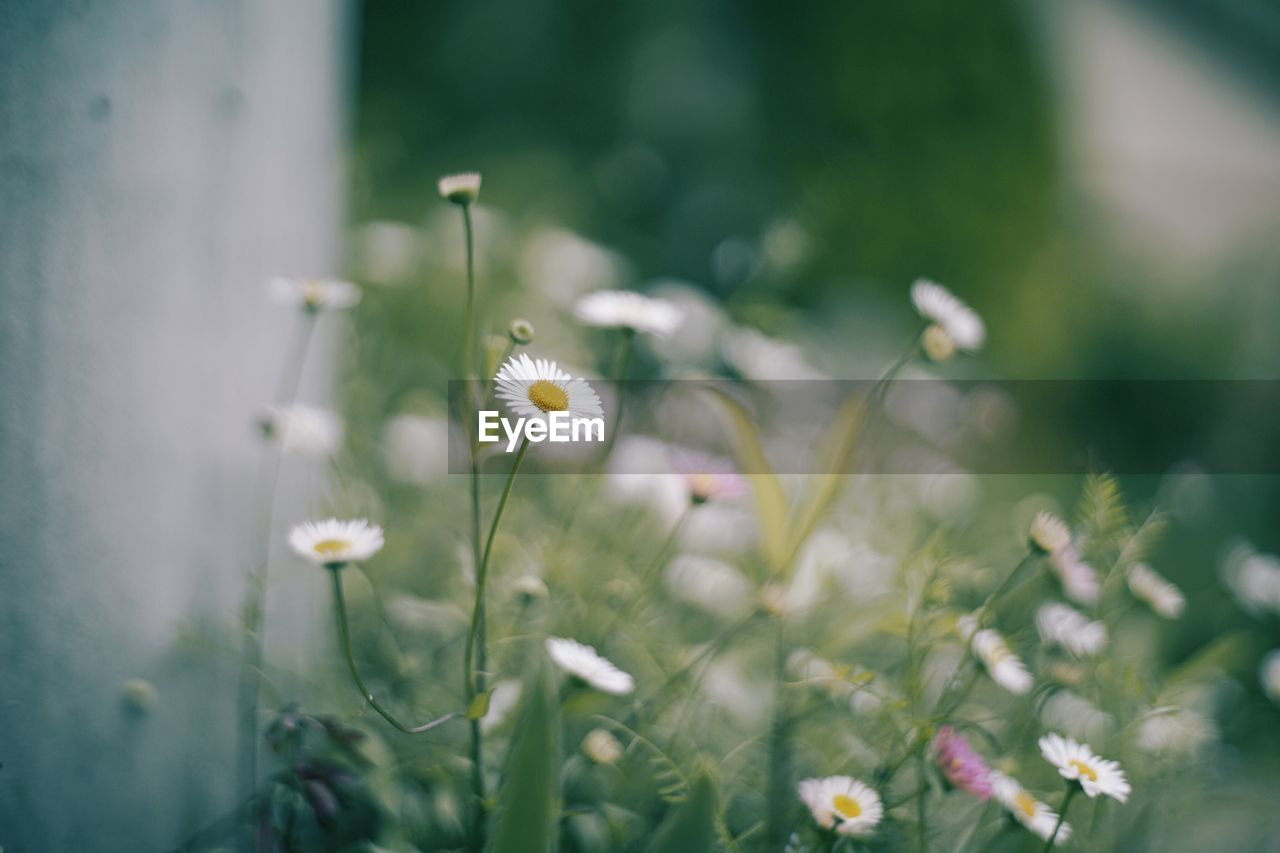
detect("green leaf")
[488,665,558,853]
[784,394,864,568]
[704,387,789,570]
[466,689,492,721]
[643,760,718,853]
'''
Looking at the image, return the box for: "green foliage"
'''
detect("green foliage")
[643,761,719,853]
[488,664,559,853]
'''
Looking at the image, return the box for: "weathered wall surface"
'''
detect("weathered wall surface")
[0,2,351,848]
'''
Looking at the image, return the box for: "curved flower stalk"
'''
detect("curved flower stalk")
[236,276,359,822]
[291,519,459,735]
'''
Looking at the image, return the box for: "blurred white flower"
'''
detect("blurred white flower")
[787,649,859,699]
[495,354,603,424]
[268,276,361,311]
[545,637,634,695]
[1030,511,1072,555]
[1221,545,1280,616]
[1135,707,1215,755]
[797,776,883,838]
[669,447,746,504]
[990,771,1071,844]
[513,574,549,603]
[574,289,684,337]
[480,679,521,733]
[664,554,752,619]
[721,326,825,380]
[288,518,384,566]
[911,278,985,355]
[1049,544,1101,606]
[1039,733,1130,802]
[381,414,449,485]
[1127,563,1186,619]
[260,404,343,455]
[1260,649,1280,705]
[1037,602,1108,657]
[582,728,625,765]
[437,172,481,204]
[520,228,625,307]
[1041,690,1115,744]
[960,616,1033,695]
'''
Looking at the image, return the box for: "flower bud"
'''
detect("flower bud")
[508,318,535,346]
[1029,511,1071,554]
[121,677,158,714]
[437,172,481,205]
[582,728,624,765]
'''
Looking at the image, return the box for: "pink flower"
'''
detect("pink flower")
[933,726,994,800]
[669,448,747,504]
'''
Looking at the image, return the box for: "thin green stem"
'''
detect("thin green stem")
[463,435,530,850]
[328,566,459,734]
[461,203,478,381]
[1043,785,1077,852]
[916,751,929,852]
[764,616,791,847]
[236,308,317,851]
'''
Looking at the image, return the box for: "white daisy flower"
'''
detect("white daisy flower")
[1049,545,1101,606]
[1038,733,1131,802]
[574,289,684,337]
[1226,548,1280,615]
[545,637,634,695]
[288,518,384,566]
[797,775,883,838]
[494,354,603,426]
[911,278,985,355]
[990,771,1071,844]
[1029,511,1072,555]
[260,404,343,455]
[961,618,1033,695]
[1037,602,1108,657]
[1260,649,1280,705]
[437,172,481,204]
[1127,563,1185,619]
[268,276,361,311]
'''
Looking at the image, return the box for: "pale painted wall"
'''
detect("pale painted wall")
[0,1,352,848]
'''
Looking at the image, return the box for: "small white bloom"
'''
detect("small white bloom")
[582,728,625,765]
[911,278,985,352]
[261,404,343,455]
[437,172,481,204]
[1260,649,1280,705]
[1049,545,1100,606]
[513,574,549,603]
[1037,602,1108,657]
[288,518,385,566]
[574,289,684,337]
[545,637,634,695]
[1038,733,1131,802]
[268,276,361,311]
[1030,511,1072,555]
[664,554,753,619]
[721,326,825,380]
[494,354,603,426]
[1135,707,1214,754]
[797,776,883,838]
[966,621,1033,695]
[990,771,1071,844]
[1127,563,1186,619]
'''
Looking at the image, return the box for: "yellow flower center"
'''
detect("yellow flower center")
[301,279,323,305]
[1014,791,1038,818]
[313,538,351,556]
[832,794,862,820]
[1069,759,1097,782]
[528,380,569,412]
